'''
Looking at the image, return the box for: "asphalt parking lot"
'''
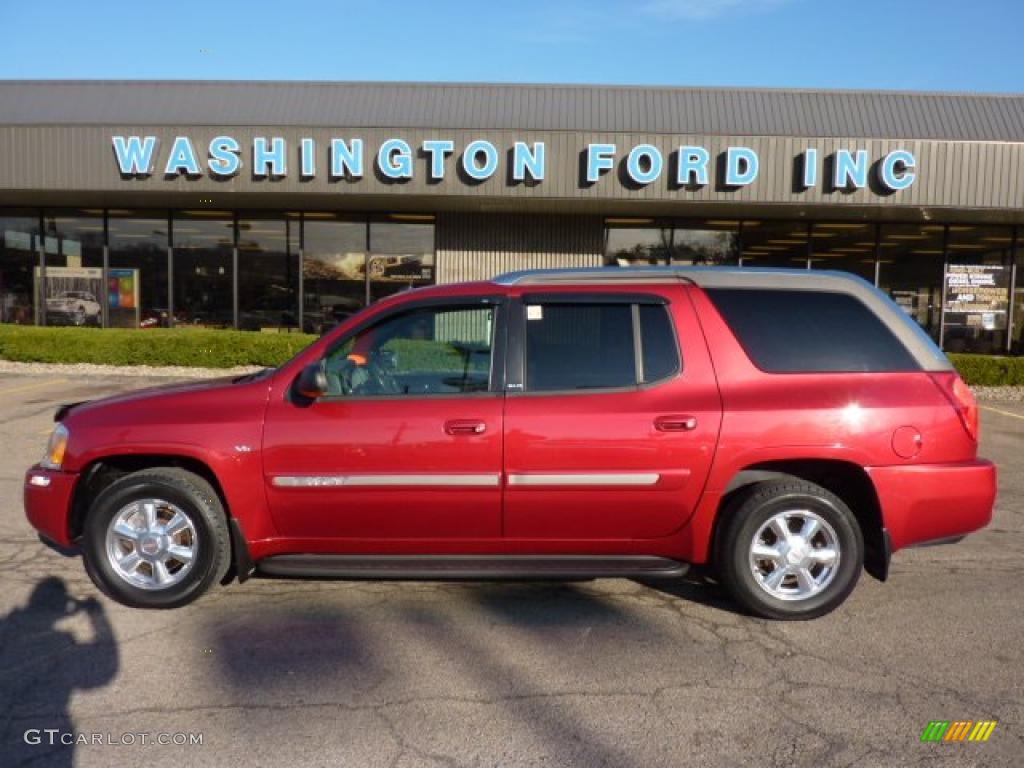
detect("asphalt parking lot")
[1,371,1022,768]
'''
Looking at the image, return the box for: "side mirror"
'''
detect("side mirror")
[295,362,328,400]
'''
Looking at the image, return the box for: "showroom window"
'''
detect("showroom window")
[740,221,810,268]
[237,214,300,332]
[41,211,106,327]
[942,225,1015,354]
[876,224,946,341]
[108,211,169,329]
[0,209,39,325]
[604,219,740,266]
[604,222,673,266]
[302,214,368,335]
[368,217,435,303]
[301,214,436,334]
[671,220,740,266]
[171,212,234,329]
[809,222,877,282]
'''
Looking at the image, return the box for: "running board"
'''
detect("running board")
[255,555,688,581]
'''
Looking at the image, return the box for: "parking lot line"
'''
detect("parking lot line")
[0,378,70,397]
[980,404,1024,421]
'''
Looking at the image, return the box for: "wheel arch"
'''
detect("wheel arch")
[70,453,252,583]
[713,459,889,581]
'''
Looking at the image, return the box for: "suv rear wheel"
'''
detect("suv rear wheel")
[82,468,230,609]
[717,478,863,620]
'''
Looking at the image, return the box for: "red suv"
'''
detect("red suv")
[25,267,996,619]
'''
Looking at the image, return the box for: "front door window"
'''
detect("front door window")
[323,305,495,397]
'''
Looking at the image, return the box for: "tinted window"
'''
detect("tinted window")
[707,289,919,373]
[525,303,635,391]
[324,305,494,396]
[639,304,680,382]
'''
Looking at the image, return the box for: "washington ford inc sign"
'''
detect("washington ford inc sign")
[111,135,918,192]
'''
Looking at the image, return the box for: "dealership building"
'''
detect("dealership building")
[0,80,1022,352]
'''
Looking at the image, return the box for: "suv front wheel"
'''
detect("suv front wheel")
[82,468,231,609]
[717,478,863,620]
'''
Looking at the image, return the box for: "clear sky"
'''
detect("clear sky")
[1,0,1021,93]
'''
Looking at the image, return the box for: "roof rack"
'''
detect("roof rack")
[492,265,863,287]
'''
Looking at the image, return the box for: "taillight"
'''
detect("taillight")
[930,372,979,442]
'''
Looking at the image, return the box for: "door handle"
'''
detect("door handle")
[654,415,698,432]
[445,419,487,436]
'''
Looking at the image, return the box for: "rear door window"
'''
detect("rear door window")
[706,288,919,372]
[639,303,681,383]
[523,299,680,391]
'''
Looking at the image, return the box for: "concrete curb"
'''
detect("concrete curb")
[0,359,264,380]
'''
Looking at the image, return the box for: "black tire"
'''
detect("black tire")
[82,468,231,609]
[716,478,863,620]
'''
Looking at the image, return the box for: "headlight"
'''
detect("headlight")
[41,424,69,470]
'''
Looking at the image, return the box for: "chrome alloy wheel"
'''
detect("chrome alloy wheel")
[105,499,197,590]
[748,509,840,601]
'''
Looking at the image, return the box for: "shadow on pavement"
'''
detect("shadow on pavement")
[0,577,119,768]
[631,570,746,615]
[201,580,695,766]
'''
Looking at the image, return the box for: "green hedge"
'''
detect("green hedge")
[947,353,1024,387]
[1,325,1023,383]
[0,324,317,368]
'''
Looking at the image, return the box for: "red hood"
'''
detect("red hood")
[61,371,275,424]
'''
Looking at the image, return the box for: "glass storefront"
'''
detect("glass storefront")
[0,210,38,325]
[605,218,1023,354]
[809,222,877,282]
[876,223,946,342]
[741,221,809,268]
[108,211,168,329]
[671,221,740,266]
[604,222,673,266]
[368,218,435,303]
[605,219,740,266]
[41,212,106,326]
[172,212,234,329]
[302,214,367,334]
[238,215,299,332]
[942,225,1014,354]
[1,205,1021,356]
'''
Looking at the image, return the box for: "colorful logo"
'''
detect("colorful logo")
[921,721,997,742]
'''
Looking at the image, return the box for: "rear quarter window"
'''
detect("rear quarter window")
[706,288,920,373]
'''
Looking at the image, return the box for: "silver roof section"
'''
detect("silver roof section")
[493,267,953,372]
[2,81,1024,141]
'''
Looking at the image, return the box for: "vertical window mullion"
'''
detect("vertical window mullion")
[938,224,950,350]
[632,303,644,384]
[167,211,175,329]
[37,209,46,326]
[232,211,239,330]
[1007,226,1019,354]
[101,210,110,328]
[297,213,304,334]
